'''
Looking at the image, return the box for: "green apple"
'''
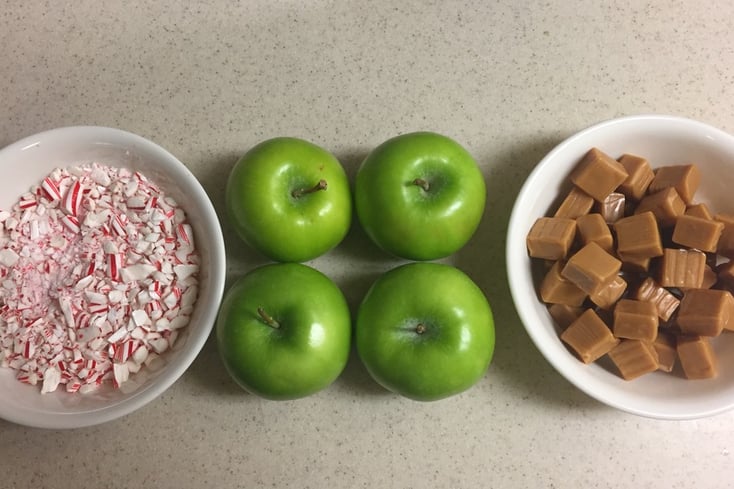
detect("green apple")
[356,262,494,401]
[354,132,486,260]
[226,137,352,262]
[216,263,351,400]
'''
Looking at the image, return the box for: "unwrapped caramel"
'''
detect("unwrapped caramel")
[561,309,619,364]
[528,148,733,382]
[570,148,629,202]
[608,340,659,380]
[617,154,654,201]
[526,217,576,260]
[613,299,658,342]
[677,335,717,379]
[561,242,621,295]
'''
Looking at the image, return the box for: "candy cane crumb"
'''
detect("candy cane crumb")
[0,163,200,394]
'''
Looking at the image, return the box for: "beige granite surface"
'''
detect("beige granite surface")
[2,1,734,487]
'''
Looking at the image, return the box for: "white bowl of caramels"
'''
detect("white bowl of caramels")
[507,114,734,420]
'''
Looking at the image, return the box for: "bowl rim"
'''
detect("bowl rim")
[506,114,734,420]
[0,125,226,429]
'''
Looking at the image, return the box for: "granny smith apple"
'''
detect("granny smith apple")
[216,263,351,400]
[356,262,494,401]
[226,137,352,262]
[354,132,486,260]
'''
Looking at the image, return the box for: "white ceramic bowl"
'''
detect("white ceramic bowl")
[0,126,226,429]
[507,115,734,420]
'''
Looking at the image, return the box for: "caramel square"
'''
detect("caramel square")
[726,293,734,332]
[658,248,706,289]
[561,242,622,294]
[634,277,680,322]
[589,275,627,310]
[635,187,686,227]
[701,265,717,289]
[570,148,629,202]
[613,299,658,341]
[717,261,734,291]
[576,213,613,253]
[618,252,651,273]
[672,215,723,253]
[648,164,701,204]
[685,203,713,220]
[677,289,732,336]
[547,303,584,330]
[554,187,595,219]
[716,223,734,259]
[653,331,677,372]
[526,217,576,260]
[540,261,587,306]
[617,153,654,201]
[598,192,626,223]
[677,335,717,379]
[608,340,660,380]
[715,213,734,225]
[561,309,620,364]
[614,211,663,258]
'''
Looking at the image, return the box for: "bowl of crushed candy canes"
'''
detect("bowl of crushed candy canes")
[0,126,226,429]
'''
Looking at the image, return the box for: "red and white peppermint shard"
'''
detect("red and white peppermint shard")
[41,177,62,201]
[107,253,122,281]
[176,223,194,248]
[61,215,81,233]
[18,195,37,209]
[110,213,127,237]
[63,180,83,215]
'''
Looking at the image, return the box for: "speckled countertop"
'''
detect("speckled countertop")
[2,1,734,488]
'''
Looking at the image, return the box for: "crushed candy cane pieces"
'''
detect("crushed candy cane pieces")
[0,163,200,394]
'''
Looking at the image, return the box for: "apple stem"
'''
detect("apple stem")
[292,179,328,198]
[257,307,280,329]
[412,178,430,192]
[415,323,427,334]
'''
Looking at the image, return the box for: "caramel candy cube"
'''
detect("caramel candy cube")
[570,148,629,202]
[614,211,663,258]
[617,154,655,201]
[717,261,734,292]
[658,248,705,289]
[613,299,658,341]
[540,261,587,306]
[576,213,613,253]
[715,213,734,225]
[554,187,595,219]
[548,303,584,330]
[608,340,660,380]
[598,192,625,223]
[677,289,732,336]
[677,335,717,379]
[672,215,723,253]
[618,252,651,273]
[634,277,680,322]
[716,223,734,259]
[589,275,627,310]
[701,265,717,289]
[648,164,701,204]
[562,242,622,294]
[653,331,677,372]
[526,217,576,260]
[726,293,734,332]
[685,203,713,220]
[561,309,620,364]
[635,187,686,227]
